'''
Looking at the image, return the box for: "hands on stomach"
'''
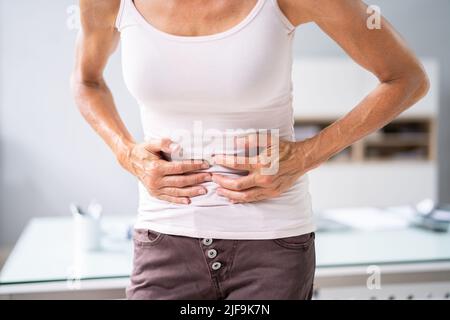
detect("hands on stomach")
[116,135,308,205]
[212,135,308,204]
[116,138,212,205]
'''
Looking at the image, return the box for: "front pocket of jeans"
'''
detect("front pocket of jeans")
[273,232,315,250]
[133,229,165,247]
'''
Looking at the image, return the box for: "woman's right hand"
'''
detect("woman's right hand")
[116,138,211,204]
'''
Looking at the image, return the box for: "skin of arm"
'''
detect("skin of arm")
[213,0,430,203]
[71,0,212,205]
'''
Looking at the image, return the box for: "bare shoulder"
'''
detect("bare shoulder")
[79,0,121,31]
[277,0,362,26]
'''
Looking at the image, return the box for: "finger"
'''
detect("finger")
[161,172,212,188]
[216,187,267,203]
[160,186,207,198]
[157,194,190,205]
[212,174,257,191]
[213,154,256,171]
[144,138,180,154]
[160,160,210,175]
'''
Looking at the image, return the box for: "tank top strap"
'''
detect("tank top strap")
[268,0,296,33]
[115,0,139,31]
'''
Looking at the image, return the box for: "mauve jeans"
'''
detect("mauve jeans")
[126,229,316,300]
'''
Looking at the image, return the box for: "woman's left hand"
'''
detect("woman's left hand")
[212,139,310,203]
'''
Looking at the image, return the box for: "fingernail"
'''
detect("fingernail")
[202,161,210,169]
[204,175,212,182]
[183,198,190,205]
[199,188,207,195]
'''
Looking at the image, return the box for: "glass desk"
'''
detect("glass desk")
[1,215,450,299]
[0,216,134,284]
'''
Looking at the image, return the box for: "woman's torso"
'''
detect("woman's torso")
[115,0,315,239]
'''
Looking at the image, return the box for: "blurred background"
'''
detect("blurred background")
[0,0,449,299]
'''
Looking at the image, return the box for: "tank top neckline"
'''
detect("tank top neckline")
[127,0,266,42]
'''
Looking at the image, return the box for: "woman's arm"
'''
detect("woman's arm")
[71,0,211,204]
[282,0,430,170]
[71,0,131,154]
[212,0,429,203]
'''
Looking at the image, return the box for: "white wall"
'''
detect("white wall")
[1,0,449,246]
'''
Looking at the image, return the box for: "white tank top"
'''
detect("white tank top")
[115,0,315,239]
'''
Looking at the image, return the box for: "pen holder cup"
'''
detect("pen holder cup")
[73,213,101,252]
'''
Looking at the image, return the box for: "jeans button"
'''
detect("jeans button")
[202,238,213,246]
[207,249,217,259]
[211,261,222,271]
